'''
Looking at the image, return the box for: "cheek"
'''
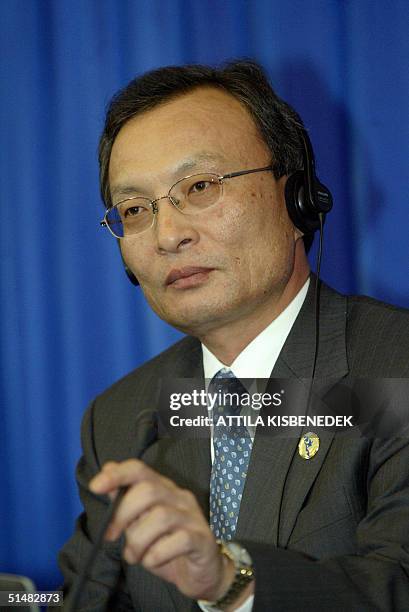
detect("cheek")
[214,205,253,273]
[213,192,261,237]
[237,194,294,277]
[121,237,156,273]
[210,198,263,279]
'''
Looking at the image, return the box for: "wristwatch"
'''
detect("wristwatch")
[202,540,254,610]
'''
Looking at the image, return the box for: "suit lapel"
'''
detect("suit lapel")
[236,277,349,548]
[141,337,211,518]
[138,338,209,611]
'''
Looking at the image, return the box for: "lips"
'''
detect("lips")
[165,266,214,286]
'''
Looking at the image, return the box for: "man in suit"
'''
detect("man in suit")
[58,61,409,610]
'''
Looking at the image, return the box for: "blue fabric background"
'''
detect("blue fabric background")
[1,0,408,589]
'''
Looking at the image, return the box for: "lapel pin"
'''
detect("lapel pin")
[298,431,320,460]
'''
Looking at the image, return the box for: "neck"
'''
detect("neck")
[199,249,310,365]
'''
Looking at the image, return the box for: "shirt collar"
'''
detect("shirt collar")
[202,278,310,381]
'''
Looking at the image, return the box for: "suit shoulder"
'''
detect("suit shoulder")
[95,334,200,403]
[345,294,409,374]
[81,335,201,462]
[347,293,409,332]
[348,293,409,315]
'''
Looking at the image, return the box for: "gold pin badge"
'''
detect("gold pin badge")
[298,432,320,460]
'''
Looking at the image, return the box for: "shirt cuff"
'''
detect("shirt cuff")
[198,593,254,612]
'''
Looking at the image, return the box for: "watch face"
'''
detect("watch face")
[225,541,253,566]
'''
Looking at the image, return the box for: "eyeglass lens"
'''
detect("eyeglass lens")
[105,174,222,238]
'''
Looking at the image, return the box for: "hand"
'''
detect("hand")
[89,459,235,601]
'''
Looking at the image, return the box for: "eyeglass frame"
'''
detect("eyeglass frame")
[100,163,277,239]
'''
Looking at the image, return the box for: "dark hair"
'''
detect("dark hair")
[98,59,314,251]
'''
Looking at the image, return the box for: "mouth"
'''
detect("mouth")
[165,266,215,289]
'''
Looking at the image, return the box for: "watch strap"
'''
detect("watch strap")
[204,541,254,611]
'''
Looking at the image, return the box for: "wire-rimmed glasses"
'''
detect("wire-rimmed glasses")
[100,164,274,239]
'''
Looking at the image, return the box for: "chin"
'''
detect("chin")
[158,301,231,336]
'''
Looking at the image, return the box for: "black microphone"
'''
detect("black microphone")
[65,408,158,612]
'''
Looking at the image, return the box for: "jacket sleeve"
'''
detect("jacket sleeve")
[241,434,409,611]
[57,401,136,611]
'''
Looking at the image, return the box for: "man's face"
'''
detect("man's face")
[109,87,300,336]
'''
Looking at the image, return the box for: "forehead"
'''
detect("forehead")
[108,87,270,189]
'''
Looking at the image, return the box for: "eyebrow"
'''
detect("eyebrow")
[110,152,227,201]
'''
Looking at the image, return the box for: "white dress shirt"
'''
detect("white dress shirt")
[198,278,309,612]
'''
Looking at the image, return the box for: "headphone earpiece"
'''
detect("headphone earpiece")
[118,242,140,286]
[285,128,333,236]
[285,170,315,234]
[124,264,139,286]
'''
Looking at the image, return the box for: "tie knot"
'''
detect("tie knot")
[208,368,247,417]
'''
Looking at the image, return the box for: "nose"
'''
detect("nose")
[152,196,200,253]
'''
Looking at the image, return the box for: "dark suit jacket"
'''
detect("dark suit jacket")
[58,279,409,611]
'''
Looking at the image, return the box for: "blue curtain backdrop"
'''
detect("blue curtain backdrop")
[1,0,408,590]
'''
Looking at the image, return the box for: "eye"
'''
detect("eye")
[118,200,150,219]
[189,180,212,194]
[124,205,145,217]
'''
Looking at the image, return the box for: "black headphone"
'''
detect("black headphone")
[284,127,333,235]
[123,257,139,286]
[122,127,333,286]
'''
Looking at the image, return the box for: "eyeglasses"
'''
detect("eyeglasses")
[100,164,274,239]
